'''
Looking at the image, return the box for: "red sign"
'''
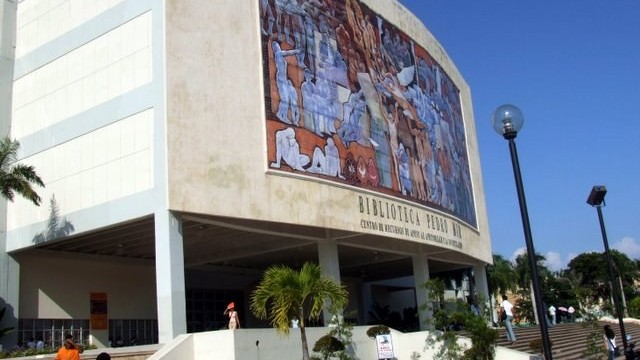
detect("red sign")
[90,293,108,330]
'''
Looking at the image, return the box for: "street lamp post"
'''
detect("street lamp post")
[587,185,628,351]
[492,104,553,360]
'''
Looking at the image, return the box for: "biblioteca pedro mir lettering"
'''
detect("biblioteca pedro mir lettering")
[358,196,464,249]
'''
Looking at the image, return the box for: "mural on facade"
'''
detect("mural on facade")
[261,0,477,227]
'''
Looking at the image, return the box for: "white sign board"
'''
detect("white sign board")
[375,334,394,359]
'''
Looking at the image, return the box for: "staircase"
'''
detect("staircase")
[494,321,640,360]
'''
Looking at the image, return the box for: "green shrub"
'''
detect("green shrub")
[366,325,390,339]
[628,297,640,318]
[313,335,345,360]
[463,313,498,360]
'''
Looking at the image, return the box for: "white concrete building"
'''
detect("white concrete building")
[0,0,492,350]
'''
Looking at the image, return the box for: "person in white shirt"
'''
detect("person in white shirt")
[500,295,516,343]
[548,305,556,325]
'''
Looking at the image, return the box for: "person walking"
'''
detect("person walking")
[54,334,83,360]
[603,325,618,360]
[224,302,240,329]
[500,295,516,343]
[548,304,556,325]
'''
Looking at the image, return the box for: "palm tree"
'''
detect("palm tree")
[487,254,517,324]
[513,252,550,291]
[250,262,347,360]
[0,137,44,206]
[487,254,516,297]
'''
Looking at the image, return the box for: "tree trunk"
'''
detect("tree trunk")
[530,281,539,324]
[300,324,310,360]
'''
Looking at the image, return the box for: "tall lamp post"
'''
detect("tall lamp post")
[492,104,553,360]
[587,185,628,350]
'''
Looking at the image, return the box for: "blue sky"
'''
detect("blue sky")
[398,0,640,270]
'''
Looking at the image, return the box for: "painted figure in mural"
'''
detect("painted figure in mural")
[398,143,412,196]
[335,23,351,57]
[435,121,453,208]
[303,14,317,72]
[366,158,379,187]
[272,41,301,125]
[359,15,380,72]
[317,12,333,38]
[260,0,275,36]
[382,102,400,190]
[411,144,427,201]
[317,17,333,67]
[345,0,368,69]
[434,65,443,96]
[301,68,319,133]
[317,25,348,87]
[435,166,449,209]
[286,79,300,125]
[369,98,392,189]
[335,23,363,90]
[270,127,310,171]
[341,152,358,184]
[274,0,292,43]
[314,69,337,135]
[380,27,395,68]
[339,89,366,148]
[403,83,428,125]
[348,51,367,92]
[417,58,435,95]
[409,124,432,201]
[356,156,368,184]
[281,0,307,60]
[307,137,344,179]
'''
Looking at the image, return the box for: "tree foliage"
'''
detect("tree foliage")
[0,137,45,206]
[250,262,347,360]
[484,250,640,325]
[566,250,640,313]
[487,254,516,297]
[513,252,551,292]
[422,279,498,360]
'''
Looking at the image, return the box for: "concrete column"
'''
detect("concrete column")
[473,264,491,320]
[360,282,372,325]
[0,0,17,348]
[1,0,17,136]
[154,210,186,343]
[0,253,19,349]
[317,236,340,326]
[412,255,431,330]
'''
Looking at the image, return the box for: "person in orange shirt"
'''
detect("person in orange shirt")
[55,334,83,360]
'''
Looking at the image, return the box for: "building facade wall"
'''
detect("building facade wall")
[6,0,165,252]
[5,0,167,331]
[4,0,493,345]
[18,253,156,319]
[165,0,491,263]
